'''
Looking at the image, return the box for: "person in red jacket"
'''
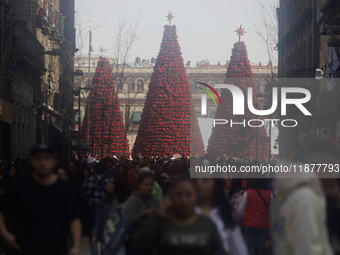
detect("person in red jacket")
[237,178,273,255]
[128,163,140,190]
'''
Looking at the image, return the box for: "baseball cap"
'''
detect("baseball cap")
[86,157,96,165]
[30,144,57,157]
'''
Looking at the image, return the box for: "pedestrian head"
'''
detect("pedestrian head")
[134,163,141,175]
[118,164,126,173]
[170,178,197,218]
[93,162,106,175]
[68,162,76,173]
[157,164,164,174]
[7,164,18,179]
[251,178,268,190]
[195,178,237,229]
[81,167,91,179]
[168,163,189,181]
[86,157,96,169]
[137,171,154,196]
[0,185,6,195]
[30,144,58,177]
[55,165,69,180]
[139,167,151,174]
[107,176,115,194]
[105,158,115,169]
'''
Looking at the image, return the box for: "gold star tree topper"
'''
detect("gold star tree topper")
[98,44,109,56]
[166,11,174,25]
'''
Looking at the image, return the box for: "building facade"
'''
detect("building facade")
[277,0,340,159]
[0,0,76,159]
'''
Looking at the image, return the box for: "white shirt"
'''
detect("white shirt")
[195,206,249,255]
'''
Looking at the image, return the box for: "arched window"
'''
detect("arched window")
[209,79,218,86]
[137,79,144,93]
[197,79,207,92]
[260,79,268,94]
[190,79,197,92]
[116,79,123,92]
[254,80,260,92]
[127,79,135,92]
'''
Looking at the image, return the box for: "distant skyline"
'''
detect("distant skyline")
[75,0,278,66]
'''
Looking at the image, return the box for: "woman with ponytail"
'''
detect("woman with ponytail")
[195,178,248,255]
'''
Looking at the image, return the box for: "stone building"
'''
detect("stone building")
[0,0,77,159]
[277,0,340,159]
[74,55,278,153]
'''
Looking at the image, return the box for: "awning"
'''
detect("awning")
[71,139,91,151]
[49,123,90,151]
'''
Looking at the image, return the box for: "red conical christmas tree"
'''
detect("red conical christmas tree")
[132,24,204,157]
[81,57,129,159]
[207,28,268,160]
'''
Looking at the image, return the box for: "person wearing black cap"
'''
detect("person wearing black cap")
[0,144,81,255]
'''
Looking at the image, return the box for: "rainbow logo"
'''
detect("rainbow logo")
[197,82,222,106]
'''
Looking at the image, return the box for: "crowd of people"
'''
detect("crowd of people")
[0,142,339,255]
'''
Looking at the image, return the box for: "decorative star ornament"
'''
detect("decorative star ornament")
[98,44,109,56]
[234,25,246,42]
[166,11,174,26]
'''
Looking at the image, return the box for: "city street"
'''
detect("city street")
[1,0,340,255]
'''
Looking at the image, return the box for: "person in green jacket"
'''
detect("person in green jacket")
[139,167,164,202]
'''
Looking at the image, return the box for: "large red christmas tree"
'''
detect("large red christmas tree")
[132,24,204,157]
[81,57,129,159]
[207,27,268,160]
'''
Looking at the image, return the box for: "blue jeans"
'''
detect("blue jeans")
[243,227,269,255]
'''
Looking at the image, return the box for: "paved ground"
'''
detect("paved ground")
[0,237,92,255]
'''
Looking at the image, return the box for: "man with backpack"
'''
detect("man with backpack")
[82,163,108,255]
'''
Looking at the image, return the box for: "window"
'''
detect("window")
[190,79,197,91]
[196,112,202,118]
[85,78,92,88]
[209,112,216,118]
[209,79,218,86]
[137,79,144,93]
[197,79,207,93]
[254,80,260,92]
[127,79,135,92]
[132,112,142,123]
[116,79,123,92]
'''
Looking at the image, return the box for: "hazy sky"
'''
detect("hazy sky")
[75,0,277,65]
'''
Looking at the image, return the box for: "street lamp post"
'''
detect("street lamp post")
[256,93,271,162]
[73,70,94,166]
[101,104,105,159]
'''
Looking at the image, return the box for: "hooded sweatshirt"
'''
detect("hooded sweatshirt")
[271,171,333,255]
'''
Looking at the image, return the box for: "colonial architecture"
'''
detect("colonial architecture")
[0,0,77,159]
[74,55,278,152]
